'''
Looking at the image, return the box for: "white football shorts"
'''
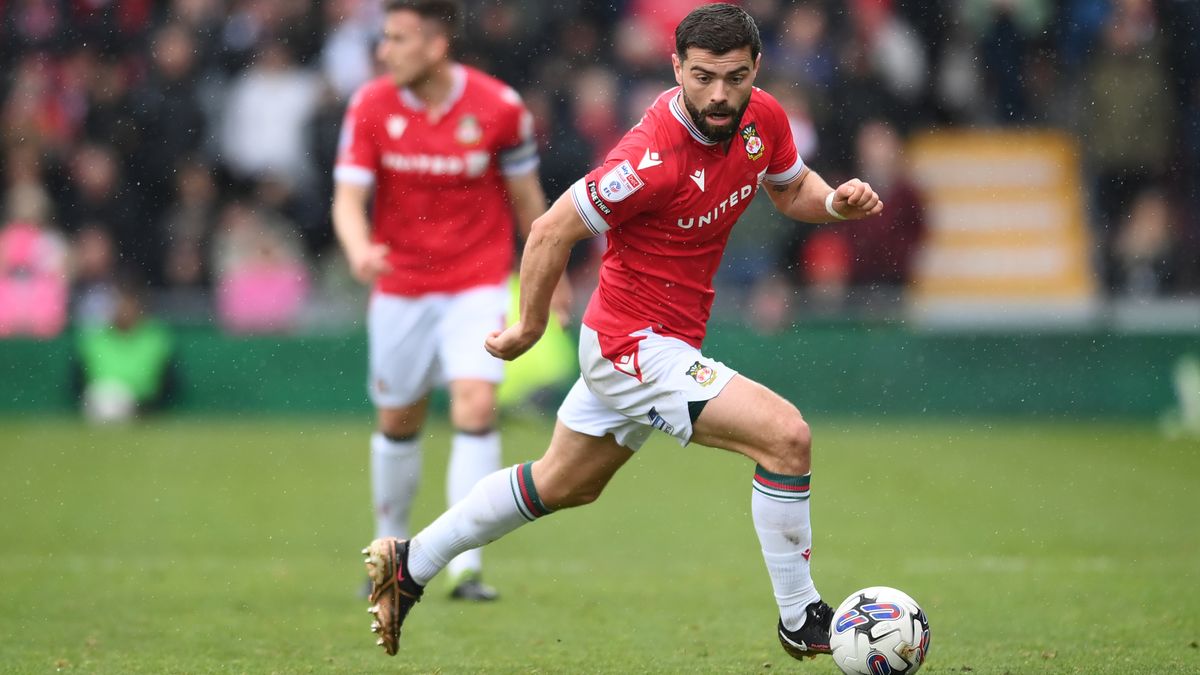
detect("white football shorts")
[557,324,737,450]
[367,283,508,408]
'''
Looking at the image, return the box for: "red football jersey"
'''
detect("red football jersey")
[335,64,538,296]
[571,87,805,347]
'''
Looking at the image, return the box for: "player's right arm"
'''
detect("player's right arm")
[331,86,392,285]
[484,193,594,361]
[332,181,393,284]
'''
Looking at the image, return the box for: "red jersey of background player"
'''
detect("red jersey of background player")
[334,64,538,296]
[569,86,804,347]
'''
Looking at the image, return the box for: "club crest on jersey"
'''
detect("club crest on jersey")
[598,159,644,203]
[455,114,482,145]
[741,123,764,160]
[387,115,408,139]
[685,361,717,386]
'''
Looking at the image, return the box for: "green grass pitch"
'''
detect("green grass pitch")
[1,415,1197,673]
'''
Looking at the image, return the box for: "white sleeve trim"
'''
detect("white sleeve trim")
[569,178,611,235]
[763,155,805,185]
[333,165,376,186]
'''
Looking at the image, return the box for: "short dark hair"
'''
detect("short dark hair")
[675,3,762,62]
[384,0,463,41]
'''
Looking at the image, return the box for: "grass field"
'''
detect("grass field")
[1,414,1197,673]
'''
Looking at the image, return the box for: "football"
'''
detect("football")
[830,586,930,674]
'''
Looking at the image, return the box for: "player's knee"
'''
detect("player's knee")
[451,406,496,433]
[770,412,812,474]
[377,399,428,438]
[449,389,498,430]
[378,414,421,439]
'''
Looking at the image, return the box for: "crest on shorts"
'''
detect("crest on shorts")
[741,123,764,160]
[456,114,482,145]
[686,361,717,386]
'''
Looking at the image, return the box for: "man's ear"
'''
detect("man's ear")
[672,52,683,86]
[432,32,451,61]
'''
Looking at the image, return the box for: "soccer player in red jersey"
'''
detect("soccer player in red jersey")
[360,3,883,658]
[334,0,564,603]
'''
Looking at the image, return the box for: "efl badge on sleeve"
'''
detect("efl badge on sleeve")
[686,361,717,386]
[456,114,483,145]
[741,123,764,160]
[598,160,645,203]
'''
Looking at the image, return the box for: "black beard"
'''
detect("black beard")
[683,94,748,142]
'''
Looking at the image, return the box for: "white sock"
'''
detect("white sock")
[408,462,550,586]
[752,466,819,631]
[445,430,502,579]
[371,432,421,540]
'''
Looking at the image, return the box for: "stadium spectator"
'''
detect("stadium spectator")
[81,53,139,153]
[62,0,156,55]
[819,39,906,174]
[216,0,325,75]
[360,4,883,662]
[59,143,156,282]
[220,43,322,190]
[331,0,564,603]
[1,55,78,152]
[567,66,625,166]
[167,0,227,75]
[778,117,925,311]
[73,273,177,424]
[962,0,1053,125]
[211,199,310,334]
[0,183,69,338]
[1113,186,1175,297]
[1081,0,1172,292]
[850,0,928,107]
[0,0,68,63]
[129,22,214,220]
[320,0,380,100]
[845,118,926,290]
[160,159,220,289]
[70,225,119,327]
[458,0,538,86]
[770,2,838,92]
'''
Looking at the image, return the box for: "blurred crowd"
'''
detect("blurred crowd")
[2,0,1199,339]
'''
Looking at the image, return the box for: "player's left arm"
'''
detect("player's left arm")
[766,166,884,223]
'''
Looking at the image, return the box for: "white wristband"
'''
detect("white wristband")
[825,191,847,220]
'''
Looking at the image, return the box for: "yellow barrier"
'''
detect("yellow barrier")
[907,130,1098,327]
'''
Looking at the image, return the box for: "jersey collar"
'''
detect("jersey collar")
[669,90,718,147]
[399,63,467,116]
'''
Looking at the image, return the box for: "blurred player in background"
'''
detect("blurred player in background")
[332,0,565,601]
[360,2,883,660]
